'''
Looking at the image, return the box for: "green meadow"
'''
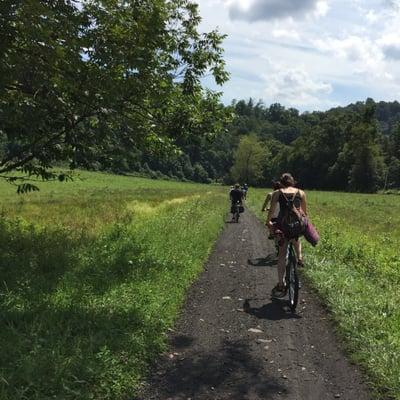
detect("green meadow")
[248,189,400,400]
[2,172,400,400]
[0,172,228,400]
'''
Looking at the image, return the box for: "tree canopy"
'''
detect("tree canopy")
[133,97,400,193]
[0,0,229,191]
[230,135,267,186]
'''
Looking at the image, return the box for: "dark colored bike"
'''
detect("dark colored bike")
[285,241,299,313]
[232,202,240,222]
[231,201,243,223]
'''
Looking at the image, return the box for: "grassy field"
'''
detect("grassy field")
[0,171,228,400]
[248,189,400,400]
[3,172,400,400]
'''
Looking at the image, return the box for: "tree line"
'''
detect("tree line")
[226,98,400,193]
[114,97,400,193]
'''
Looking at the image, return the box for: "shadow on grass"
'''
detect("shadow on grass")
[1,305,164,399]
[0,219,177,399]
[0,218,85,296]
[139,338,288,399]
[0,219,148,298]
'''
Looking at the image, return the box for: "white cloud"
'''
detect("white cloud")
[272,28,300,40]
[354,0,400,25]
[228,0,325,22]
[196,0,400,110]
[385,0,400,11]
[365,9,379,23]
[313,35,391,79]
[378,33,400,60]
[314,1,330,17]
[262,60,333,107]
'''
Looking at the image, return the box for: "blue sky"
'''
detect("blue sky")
[197,0,400,111]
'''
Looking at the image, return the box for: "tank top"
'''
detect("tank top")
[278,190,302,218]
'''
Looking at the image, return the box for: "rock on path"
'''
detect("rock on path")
[138,210,371,400]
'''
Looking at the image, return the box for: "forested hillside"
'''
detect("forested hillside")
[108,98,400,193]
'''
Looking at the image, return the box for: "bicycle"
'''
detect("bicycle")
[232,202,240,222]
[231,201,243,223]
[268,218,280,256]
[285,240,299,313]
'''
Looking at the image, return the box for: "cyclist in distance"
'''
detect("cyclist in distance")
[242,183,249,199]
[230,183,244,221]
[265,173,307,297]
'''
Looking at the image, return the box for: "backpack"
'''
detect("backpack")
[279,190,307,239]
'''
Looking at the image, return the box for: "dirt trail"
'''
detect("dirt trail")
[138,210,371,400]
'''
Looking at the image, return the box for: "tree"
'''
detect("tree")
[193,162,209,183]
[0,0,228,191]
[230,135,267,185]
[348,101,385,192]
[349,142,381,193]
[389,123,400,159]
[386,157,400,188]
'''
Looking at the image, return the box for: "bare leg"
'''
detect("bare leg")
[277,239,288,286]
[293,238,302,262]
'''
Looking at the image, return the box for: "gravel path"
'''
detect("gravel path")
[138,210,371,400]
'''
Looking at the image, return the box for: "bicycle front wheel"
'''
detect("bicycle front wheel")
[286,245,299,313]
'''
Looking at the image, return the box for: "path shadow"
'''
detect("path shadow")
[243,298,302,321]
[139,338,288,399]
[170,335,195,349]
[248,254,277,268]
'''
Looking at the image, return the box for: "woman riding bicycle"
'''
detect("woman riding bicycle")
[265,173,307,298]
[262,181,282,239]
[261,181,282,213]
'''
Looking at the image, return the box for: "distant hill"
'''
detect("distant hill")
[338,99,400,134]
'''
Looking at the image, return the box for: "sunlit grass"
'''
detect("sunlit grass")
[247,188,400,400]
[0,171,221,234]
[0,172,228,399]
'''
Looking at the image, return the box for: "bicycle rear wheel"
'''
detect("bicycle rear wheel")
[286,244,299,313]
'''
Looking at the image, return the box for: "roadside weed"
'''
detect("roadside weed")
[248,189,400,400]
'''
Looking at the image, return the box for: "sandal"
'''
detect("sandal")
[271,283,287,298]
[297,259,305,268]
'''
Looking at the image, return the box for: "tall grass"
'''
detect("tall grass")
[0,173,228,399]
[247,189,400,400]
[0,171,221,233]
